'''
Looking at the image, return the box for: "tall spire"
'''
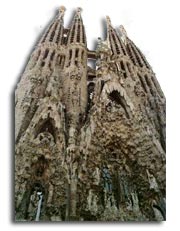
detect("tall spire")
[106,16,127,56]
[67,7,86,45]
[123,26,150,69]
[40,6,66,45]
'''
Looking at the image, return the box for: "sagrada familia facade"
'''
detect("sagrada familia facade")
[15,7,166,221]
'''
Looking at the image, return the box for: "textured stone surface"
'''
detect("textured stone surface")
[15,7,166,221]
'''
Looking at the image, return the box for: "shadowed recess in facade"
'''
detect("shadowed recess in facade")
[15,6,166,221]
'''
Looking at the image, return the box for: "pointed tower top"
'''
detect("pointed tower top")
[106,16,112,29]
[67,7,86,44]
[75,7,82,18]
[77,7,83,13]
[58,6,66,19]
[119,25,128,38]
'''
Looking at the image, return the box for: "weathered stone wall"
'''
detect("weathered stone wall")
[15,7,165,221]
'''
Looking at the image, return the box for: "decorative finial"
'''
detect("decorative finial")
[59,6,66,18]
[76,7,82,16]
[77,7,83,13]
[74,7,82,19]
[119,25,127,37]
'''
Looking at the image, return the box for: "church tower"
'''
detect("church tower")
[15,7,166,221]
[62,7,88,146]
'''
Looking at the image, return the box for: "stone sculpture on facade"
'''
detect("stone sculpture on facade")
[15,7,166,221]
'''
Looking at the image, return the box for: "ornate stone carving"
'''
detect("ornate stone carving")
[15,6,165,222]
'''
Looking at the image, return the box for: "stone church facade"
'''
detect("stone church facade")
[15,7,166,221]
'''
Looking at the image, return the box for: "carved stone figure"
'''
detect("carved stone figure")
[15,6,166,221]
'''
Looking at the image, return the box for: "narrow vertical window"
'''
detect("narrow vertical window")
[120,61,127,78]
[77,25,81,43]
[43,49,49,60]
[75,49,79,66]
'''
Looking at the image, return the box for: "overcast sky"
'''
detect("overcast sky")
[0,0,180,230]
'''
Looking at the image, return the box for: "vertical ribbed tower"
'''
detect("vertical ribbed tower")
[15,7,165,221]
[63,7,87,146]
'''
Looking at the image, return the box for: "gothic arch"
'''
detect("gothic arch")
[34,117,57,143]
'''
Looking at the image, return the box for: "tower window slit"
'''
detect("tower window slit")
[126,45,136,65]
[59,56,62,65]
[49,23,58,42]
[56,26,62,44]
[75,49,79,66]
[138,74,147,93]
[75,49,79,57]
[50,50,55,61]
[115,42,120,54]
[70,33,74,43]
[68,50,72,66]
[79,88,81,107]
[60,56,63,65]
[69,50,72,61]
[120,42,126,55]
[36,50,41,60]
[109,34,115,55]
[49,31,55,42]
[131,46,143,67]
[81,50,84,60]
[56,55,60,65]
[115,38,120,53]
[114,34,121,54]
[120,61,127,78]
[112,33,120,54]
[41,61,45,67]
[70,25,76,43]
[61,56,65,68]
[77,25,81,43]
[43,49,49,60]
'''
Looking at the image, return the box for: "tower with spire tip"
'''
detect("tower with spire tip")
[15,7,166,221]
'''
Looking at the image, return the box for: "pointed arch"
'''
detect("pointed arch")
[34,117,57,143]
